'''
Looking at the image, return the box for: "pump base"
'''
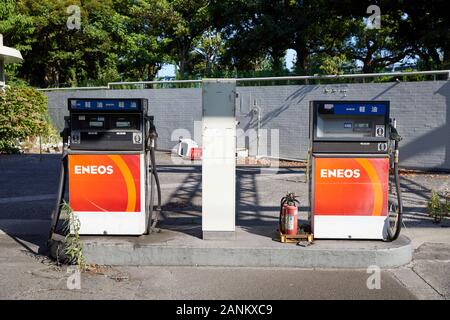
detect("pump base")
[82,226,412,268]
[202,231,236,240]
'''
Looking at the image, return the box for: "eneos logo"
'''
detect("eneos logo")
[74,165,113,175]
[320,169,361,179]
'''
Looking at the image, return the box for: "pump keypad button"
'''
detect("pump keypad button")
[375,125,385,137]
[133,132,142,144]
[378,143,387,151]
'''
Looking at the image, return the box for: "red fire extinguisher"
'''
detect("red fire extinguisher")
[279,192,299,235]
[285,205,298,235]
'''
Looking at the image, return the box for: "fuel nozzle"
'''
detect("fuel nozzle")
[145,115,158,149]
[389,119,402,142]
[60,116,71,145]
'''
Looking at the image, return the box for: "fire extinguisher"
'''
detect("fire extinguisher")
[279,192,299,235]
[285,205,298,235]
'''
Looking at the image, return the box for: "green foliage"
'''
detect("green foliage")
[427,190,449,224]
[0,86,53,153]
[62,201,86,269]
[1,0,450,86]
[136,0,211,79]
[305,53,355,76]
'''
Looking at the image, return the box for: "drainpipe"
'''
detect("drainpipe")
[252,100,261,157]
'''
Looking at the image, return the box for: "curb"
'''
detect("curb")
[82,230,412,269]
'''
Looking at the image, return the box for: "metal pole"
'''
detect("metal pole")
[0,34,6,86]
[0,59,5,84]
[39,135,42,161]
[36,69,450,91]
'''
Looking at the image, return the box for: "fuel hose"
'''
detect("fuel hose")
[387,126,403,241]
[149,137,162,231]
[48,151,68,244]
[146,118,162,234]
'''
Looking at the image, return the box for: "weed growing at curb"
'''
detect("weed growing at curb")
[427,190,449,224]
[62,202,86,270]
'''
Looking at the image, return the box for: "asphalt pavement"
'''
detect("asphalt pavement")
[0,152,449,299]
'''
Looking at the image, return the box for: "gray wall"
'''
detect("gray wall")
[44,80,450,170]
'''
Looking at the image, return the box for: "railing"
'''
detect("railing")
[38,69,450,91]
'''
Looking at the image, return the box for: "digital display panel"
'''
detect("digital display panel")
[89,121,104,127]
[116,121,131,128]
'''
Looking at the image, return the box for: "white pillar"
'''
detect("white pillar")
[202,79,236,239]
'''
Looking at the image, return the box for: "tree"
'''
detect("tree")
[191,29,225,77]
[344,17,410,73]
[211,0,352,75]
[136,0,211,79]
[210,0,293,73]
[2,0,449,87]
[1,0,128,87]
[0,86,52,153]
[113,0,166,81]
[397,0,450,70]
[1,0,177,86]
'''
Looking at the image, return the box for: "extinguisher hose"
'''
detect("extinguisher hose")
[279,196,287,230]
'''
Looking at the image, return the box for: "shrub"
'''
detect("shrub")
[427,190,449,224]
[0,86,53,153]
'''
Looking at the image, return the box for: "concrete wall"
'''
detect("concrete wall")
[44,80,450,170]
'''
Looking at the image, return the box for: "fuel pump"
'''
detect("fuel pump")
[48,99,161,252]
[308,101,402,241]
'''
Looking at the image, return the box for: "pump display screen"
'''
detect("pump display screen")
[353,122,371,132]
[111,115,138,130]
[354,122,369,128]
[71,113,140,131]
[89,121,104,128]
[313,101,389,140]
[74,116,105,129]
[116,121,131,128]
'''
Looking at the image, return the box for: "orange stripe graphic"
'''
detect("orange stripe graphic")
[356,159,382,216]
[107,155,136,212]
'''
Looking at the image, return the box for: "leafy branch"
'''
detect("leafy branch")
[62,201,86,270]
[427,190,449,224]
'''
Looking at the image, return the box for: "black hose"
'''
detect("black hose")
[145,115,162,233]
[279,196,287,230]
[150,145,162,230]
[387,124,403,241]
[389,140,403,241]
[48,152,68,244]
[144,149,151,234]
[147,164,155,233]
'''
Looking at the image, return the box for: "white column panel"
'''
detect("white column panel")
[202,80,236,236]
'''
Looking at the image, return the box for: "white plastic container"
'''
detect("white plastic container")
[177,138,199,158]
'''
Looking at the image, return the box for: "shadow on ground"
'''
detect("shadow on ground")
[0,155,448,259]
